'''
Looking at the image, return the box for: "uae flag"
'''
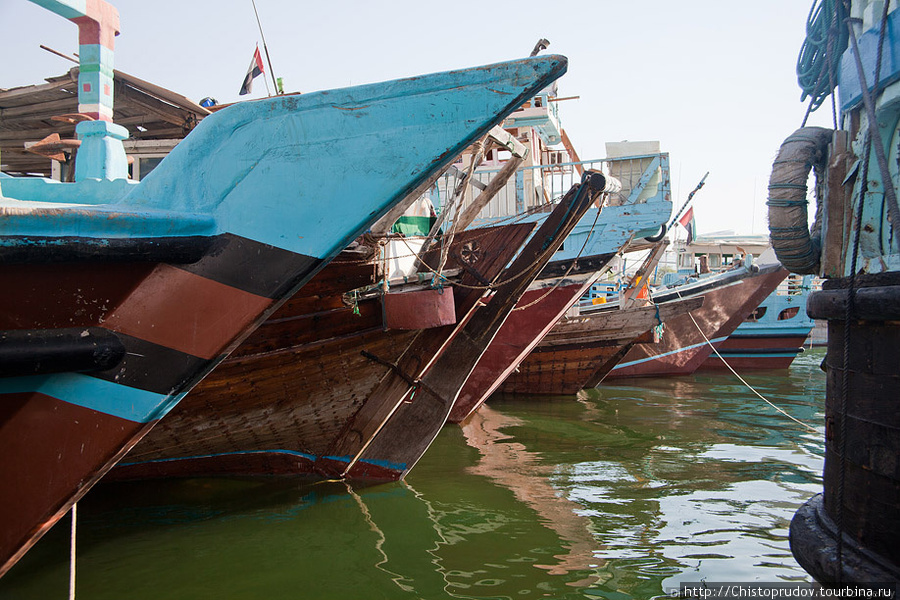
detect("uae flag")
[678,206,696,245]
[239,47,265,95]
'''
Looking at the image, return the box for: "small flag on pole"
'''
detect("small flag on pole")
[239,46,265,96]
[678,206,696,245]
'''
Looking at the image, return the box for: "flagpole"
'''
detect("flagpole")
[668,171,708,231]
[250,0,280,95]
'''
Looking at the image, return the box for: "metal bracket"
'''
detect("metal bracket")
[360,350,443,402]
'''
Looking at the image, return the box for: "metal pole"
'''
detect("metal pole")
[250,0,281,94]
[668,171,708,230]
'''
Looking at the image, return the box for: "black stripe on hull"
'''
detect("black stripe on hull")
[0,233,322,300]
[539,252,617,279]
[0,236,214,265]
[178,234,322,298]
[91,332,210,395]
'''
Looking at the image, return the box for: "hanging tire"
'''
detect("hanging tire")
[644,223,667,243]
[767,127,832,274]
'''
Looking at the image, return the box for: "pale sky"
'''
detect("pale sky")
[0,0,833,236]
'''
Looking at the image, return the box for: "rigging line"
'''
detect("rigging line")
[846,5,900,233]
[512,199,605,311]
[836,128,870,578]
[667,172,708,231]
[438,139,486,275]
[250,0,280,94]
[396,225,562,292]
[675,290,818,434]
[828,2,839,130]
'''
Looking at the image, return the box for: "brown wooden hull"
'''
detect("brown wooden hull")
[112,224,536,481]
[500,295,704,395]
[0,234,320,578]
[449,272,604,423]
[332,172,613,479]
[604,265,788,379]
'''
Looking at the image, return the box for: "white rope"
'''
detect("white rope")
[69,502,77,600]
[683,303,818,433]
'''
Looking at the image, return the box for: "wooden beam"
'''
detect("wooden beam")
[455,153,525,231]
[1,97,79,120]
[0,74,77,106]
[336,173,609,479]
[117,85,198,129]
[487,125,527,158]
[619,240,668,310]
[560,129,582,175]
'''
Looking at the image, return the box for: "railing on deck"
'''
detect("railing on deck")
[431,153,670,223]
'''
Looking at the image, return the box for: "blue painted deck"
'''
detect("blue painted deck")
[1,56,568,263]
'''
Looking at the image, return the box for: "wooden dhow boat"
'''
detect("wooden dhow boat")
[602,259,788,379]
[450,149,675,422]
[0,0,568,576]
[317,170,617,479]
[697,274,815,370]
[659,238,816,371]
[111,221,535,480]
[496,294,705,397]
[115,172,613,482]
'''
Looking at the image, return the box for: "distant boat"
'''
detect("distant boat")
[697,274,815,370]
[660,237,815,371]
[602,259,788,378]
[497,294,704,396]
[450,148,674,421]
[0,0,569,575]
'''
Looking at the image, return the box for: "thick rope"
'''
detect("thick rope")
[798,0,848,119]
[675,290,818,433]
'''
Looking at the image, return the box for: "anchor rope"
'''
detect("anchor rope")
[674,289,818,433]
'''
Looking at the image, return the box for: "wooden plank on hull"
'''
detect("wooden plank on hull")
[320,222,536,466]
[346,171,611,478]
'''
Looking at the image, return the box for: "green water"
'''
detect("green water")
[0,349,826,600]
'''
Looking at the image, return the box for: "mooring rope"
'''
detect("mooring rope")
[69,502,77,600]
[678,295,818,433]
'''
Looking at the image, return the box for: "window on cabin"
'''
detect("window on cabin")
[136,156,164,180]
[747,306,768,322]
[778,307,800,320]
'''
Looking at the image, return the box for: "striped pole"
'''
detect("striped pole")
[30,0,130,181]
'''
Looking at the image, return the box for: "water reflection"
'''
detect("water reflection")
[459,405,600,583]
[488,348,826,596]
[0,350,826,600]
